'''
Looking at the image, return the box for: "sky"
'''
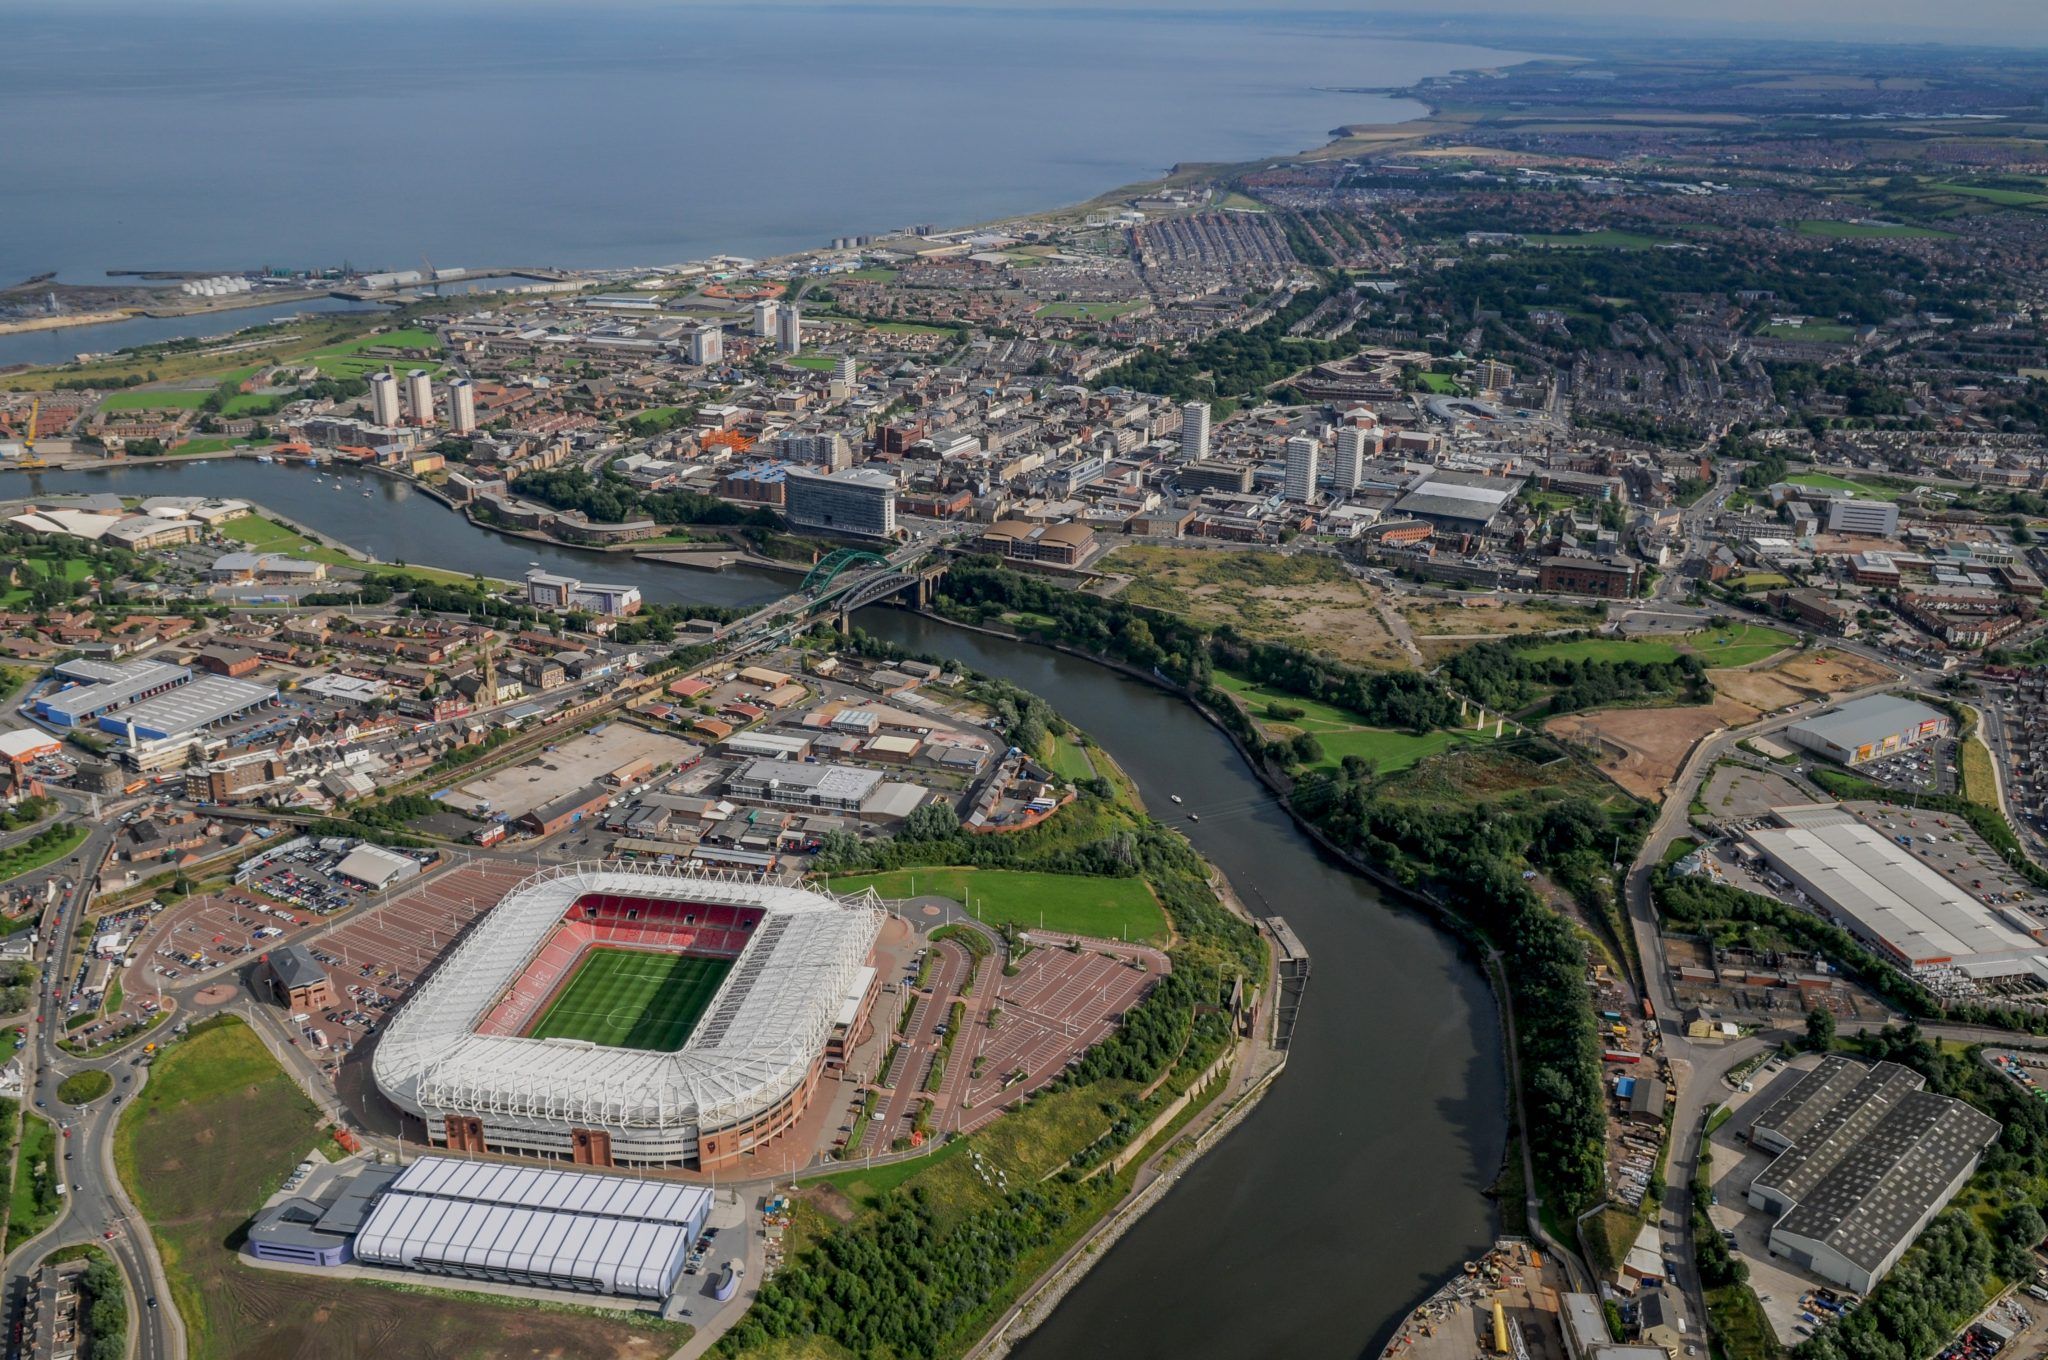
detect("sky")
[20,0,2048,47]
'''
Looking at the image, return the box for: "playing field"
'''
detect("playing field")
[525,947,732,1051]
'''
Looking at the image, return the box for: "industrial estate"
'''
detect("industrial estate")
[10,20,2048,1360]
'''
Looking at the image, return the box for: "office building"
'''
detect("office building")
[369,370,401,427]
[1475,359,1514,394]
[1786,694,1950,767]
[835,355,856,385]
[689,325,723,366]
[1828,499,1900,537]
[1181,401,1212,460]
[752,299,779,337]
[776,303,802,355]
[1284,435,1320,504]
[447,378,477,434]
[405,369,434,426]
[1180,460,1254,494]
[1745,1055,1998,1293]
[729,758,884,812]
[784,466,897,538]
[524,568,643,617]
[776,431,852,470]
[1333,425,1375,494]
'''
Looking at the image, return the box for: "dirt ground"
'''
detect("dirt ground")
[1106,546,1410,667]
[1700,763,1813,821]
[1545,694,1762,801]
[1399,594,1604,638]
[1708,648,1895,713]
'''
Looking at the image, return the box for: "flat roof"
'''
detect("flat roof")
[1745,812,2042,970]
[1789,695,1947,751]
[732,758,882,801]
[39,659,189,721]
[113,674,276,739]
[334,843,421,888]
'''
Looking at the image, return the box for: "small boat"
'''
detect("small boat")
[362,491,372,497]
[1189,812,1200,822]
[1170,794,1183,805]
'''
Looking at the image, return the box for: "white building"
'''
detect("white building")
[752,299,778,337]
[1284,435,1320,504]
[369,371,401,427]
[776,303,802,355]
[1828,499,1900,537]
[405,369,435,426]
[834,356,856,385]
[1181,401,1211,460]
[784,466,897,538]
[447,378,477,435]
[1333,425,1375,494]
[688,325,723,366]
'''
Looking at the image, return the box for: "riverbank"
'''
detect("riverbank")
[0,310,133,337]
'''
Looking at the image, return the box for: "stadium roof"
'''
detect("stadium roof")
[1788,695,1946,753]
[1746,811,2045,973]
[352,1157,710,1298]
[372,865,882,1132]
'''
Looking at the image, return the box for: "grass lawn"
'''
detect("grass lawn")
[1759,322,1857,342]
[1044,734,1096,783]
[1518,623,1794,670]
[217,515,313,552]
[1034,299,1148,322]
[1212,668,1493,774]
[1416,370,1461,393]
[525,948,733,1050]
[168,436,245,455]
[786,355,839,371]
[1786,471,1902,501]
[1523,230,1669,248]
[1797,219,1953,239]
[1961,735,2002,811]
[117,1017,687,1360]
[1727,572,1792,591]
[835,267,898,283]
[0,825,87,883]
[825,867,1167,944]
[99,388,208,410]
[305,327,446,379]
[6,1112,57,1251]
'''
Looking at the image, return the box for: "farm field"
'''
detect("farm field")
[1211,668,1494,774]
[1930,181,2048,206]
[824,867,1167,944]
[115,1017,689,1360]
[525,948,733,1050]
[1796,219,1953,239]
[1107,545,1407,668]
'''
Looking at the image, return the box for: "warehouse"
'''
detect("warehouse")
[1785,694,1951,767]
[1744,803,2046,978]
[350,1157,712,1299]
[35,658,190,727]
[102,673,278,742]
[0,729,61,765]
[521,784,614,837]
[1745,1055,1999,1292]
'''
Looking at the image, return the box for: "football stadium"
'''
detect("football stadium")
[372,863,883,1170]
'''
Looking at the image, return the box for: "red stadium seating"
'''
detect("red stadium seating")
[475,895,763,1037]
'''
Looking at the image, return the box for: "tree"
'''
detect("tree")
[1806,1005,1837,1051]
[901,801,960,841]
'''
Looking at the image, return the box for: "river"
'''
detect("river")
[14,461,1508,1359]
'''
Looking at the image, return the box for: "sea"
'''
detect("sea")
[0,2,1534,286]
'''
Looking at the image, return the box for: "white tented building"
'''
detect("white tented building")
[351,1157,712,1298]
[334,843,423,891]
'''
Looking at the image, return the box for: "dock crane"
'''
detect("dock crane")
[11,399,48,470]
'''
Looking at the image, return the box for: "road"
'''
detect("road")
[3,808,184,1360]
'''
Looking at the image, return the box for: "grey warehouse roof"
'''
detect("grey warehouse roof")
[1753,1056,2000,1274]
[1789,695,1947,752]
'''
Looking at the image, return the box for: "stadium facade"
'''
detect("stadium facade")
[372,863,883,1170]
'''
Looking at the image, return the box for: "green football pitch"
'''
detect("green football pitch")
[525,948,733,1051]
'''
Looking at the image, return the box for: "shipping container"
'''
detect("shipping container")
[1603,1050,1641,1064]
